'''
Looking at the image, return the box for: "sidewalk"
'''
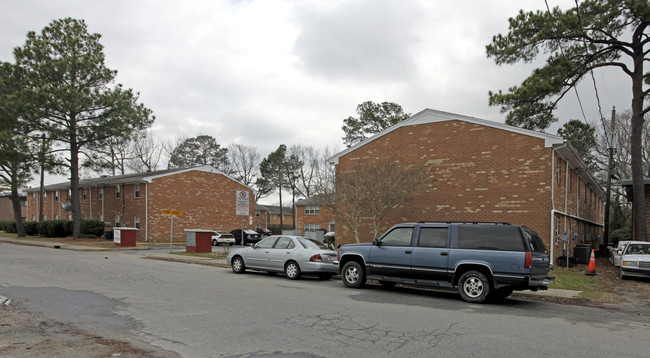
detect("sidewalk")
[1,237,580,299]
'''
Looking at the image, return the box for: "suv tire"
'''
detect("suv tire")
[342,261,366,288]
[458,270,490,303]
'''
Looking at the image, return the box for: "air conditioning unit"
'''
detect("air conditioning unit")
[61,203,72,211]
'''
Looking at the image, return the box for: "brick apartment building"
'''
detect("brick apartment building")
[253,204,294,233]
[25,166,255,243]
[0,192,27,221]
[294,197,335,234]
[329,109,605,263]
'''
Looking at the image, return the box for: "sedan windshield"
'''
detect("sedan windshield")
[298,238,328,250]
[624,244,650,255]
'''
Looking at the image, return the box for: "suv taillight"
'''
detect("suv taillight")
[525,251,532,268]
[309,254,322,262]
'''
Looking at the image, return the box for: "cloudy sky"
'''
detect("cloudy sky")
[0,0,631,188]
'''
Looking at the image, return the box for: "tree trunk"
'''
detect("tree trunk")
[630,24,648,242]
[70,131,82,238]
[11,173,25,238]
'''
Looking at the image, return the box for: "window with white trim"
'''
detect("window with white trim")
[98,188,103,200]
[115,215,120,227]
[305,223,320,231]
[82,188,87,201]
[54,192,59,202]
[115,185,120,199]
[43,192,46,202]
[134,215,140,229]
[134,184,140,198]
[305,205,320,215]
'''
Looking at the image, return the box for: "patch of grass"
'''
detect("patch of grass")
[171,252,228,259]
[549,268,608,300]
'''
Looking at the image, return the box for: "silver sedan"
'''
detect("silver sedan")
[226,235,338,280]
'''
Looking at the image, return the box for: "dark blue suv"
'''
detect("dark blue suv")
[336,222,553,303]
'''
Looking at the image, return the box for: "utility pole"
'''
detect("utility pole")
[603,106,616,250]
[38,134,46,222]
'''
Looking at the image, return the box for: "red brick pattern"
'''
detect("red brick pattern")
[335,120,604,262]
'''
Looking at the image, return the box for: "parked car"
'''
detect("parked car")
[212,231,235,246]
[609,240,631,267]
[256,228,272,237]
[323,231,335,249]
[230,229,262,245]
[619,241,650,280]
[227,235,338,280]
[336,221,553,303]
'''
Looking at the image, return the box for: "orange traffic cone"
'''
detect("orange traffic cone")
[586,249,597,276]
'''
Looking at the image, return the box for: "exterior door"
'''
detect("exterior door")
[245,237,278,269]
[411,226,450,281]
[268,237,295,270]
[368,227,414,278]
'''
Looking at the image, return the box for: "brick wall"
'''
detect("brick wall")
[146,170,255,243]
[335,120,603,262]
[295,204,335,233]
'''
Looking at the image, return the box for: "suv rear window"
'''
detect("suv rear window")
[523,227,547,253]
[458,225,525,251]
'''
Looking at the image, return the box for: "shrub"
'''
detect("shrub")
[0,221,17,233]
[24,222,38,236]
[37,220,72,238]
[81,220,105,237]
[610,227,632,243]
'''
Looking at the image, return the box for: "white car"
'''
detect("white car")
[212,232,235,246]
[609,240,631,267]
[620,241,650,279]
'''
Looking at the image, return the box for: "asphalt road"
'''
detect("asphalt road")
[1,243,648,358]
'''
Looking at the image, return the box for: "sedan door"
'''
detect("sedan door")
[268,237,296,270]
[245,237,278,269]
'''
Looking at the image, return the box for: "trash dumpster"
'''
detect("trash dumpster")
[114,227,138,247]
[185,229,213,253]
[574,244,591,265]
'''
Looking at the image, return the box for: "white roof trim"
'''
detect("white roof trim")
[329,108,564,164]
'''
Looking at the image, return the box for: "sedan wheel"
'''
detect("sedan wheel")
[285,261,301,280]
[231,256,246,274]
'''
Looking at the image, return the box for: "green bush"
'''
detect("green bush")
[610,227,632,243]
[81,220,105,237]
[37,220,72,238]
[24,222,38,236]
[0,221,17,233]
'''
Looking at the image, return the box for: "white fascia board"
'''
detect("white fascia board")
[328,108,564,164]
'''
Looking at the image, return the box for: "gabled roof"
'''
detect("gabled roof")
[25,165,254,192]
[329,108,565,165]
[255,204,294,214]
[328,108,604,199]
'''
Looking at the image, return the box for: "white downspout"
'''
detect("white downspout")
[89,187,93,219]
[550,148,556,265]
[145,182,148,242]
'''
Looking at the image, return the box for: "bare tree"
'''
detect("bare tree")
[315,151,425,243]
[228,143,260,186]
[127,129,163,173]
[288,144,321,199]
[314,160,366,243]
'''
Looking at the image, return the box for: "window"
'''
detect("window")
[82,189,87,201]
[98,215,103,222]
[305,223,320,231]
[134,184,140,198]
[379,227,413,246]
[43,192,46,202]
[255,210,260,217]
[98,188,103,200]
[32,193,36,203]
[115,185,120,199]
[31,215,35,222]
[275,237,294,249]
[418,227,448,248]
[329,222,335,232]
[556,158,561,185]
[54,215,58,220]
[67,189,71,200]
[134,215,140,229]
[458,225,525,251]
[54,192,59,202]
[43,215,47,220]
[305,205,320,215]
[115,215,120,227]
[256,237,278,249]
